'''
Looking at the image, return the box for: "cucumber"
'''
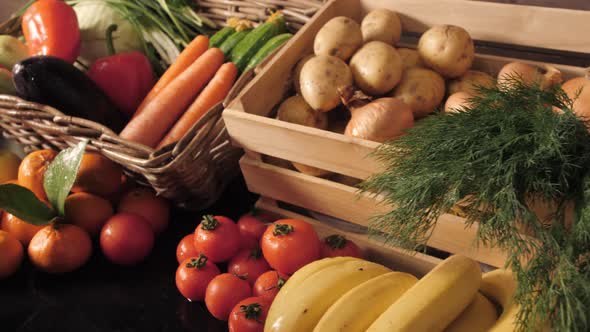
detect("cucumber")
[244,33,292,72]
[209,26,235,48]
[230,16,284,72]
[219,29,252,56]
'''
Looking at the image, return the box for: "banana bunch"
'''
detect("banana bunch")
[265,254,533,332]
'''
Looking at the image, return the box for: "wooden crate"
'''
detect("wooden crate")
[223,0,590,268]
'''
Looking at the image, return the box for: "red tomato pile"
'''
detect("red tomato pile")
[174,211,364,331]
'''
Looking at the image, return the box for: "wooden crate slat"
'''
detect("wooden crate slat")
[241,156,509,268]
[255,197,441,277]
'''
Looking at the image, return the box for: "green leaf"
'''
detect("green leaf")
[43,140,88,216]
[0,184,55,225]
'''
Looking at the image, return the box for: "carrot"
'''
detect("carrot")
[133,35,209,118]
[120,48,225,148]
[157,62,238,148]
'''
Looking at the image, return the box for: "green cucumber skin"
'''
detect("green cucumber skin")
[209,27,235,48]
[230,21,281,72]
[219,29,252,56]
[244,33,292,72]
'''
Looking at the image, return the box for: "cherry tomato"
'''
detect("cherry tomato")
[205,273,252,321]
[253,270,289,301]
[260,219,320,275]
[176,234,199,264]
[176,254,220,301]
[228,296,272,332]
[320,234,363,258]
[22,0,81,63]
[228,248,271,285]
[100,213,154,265]
[237,213,267,250]
[194,215,240,263]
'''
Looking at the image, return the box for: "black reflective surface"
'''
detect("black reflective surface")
[0,175,257,332]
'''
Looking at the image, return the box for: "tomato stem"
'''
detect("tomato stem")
[325,234,347,249]
[265,273,287,292]
[185,253,208,269]
[249,248,262,260]
[273,224,294,236]
[240,303,263,321]
[201,215,219,230]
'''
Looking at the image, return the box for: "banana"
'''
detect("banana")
[480,269,519,332]
[366,255,482,332]
[269,256,357,313]
[264,258,391,332]
[444,292,498,332]
[313,271,418,332]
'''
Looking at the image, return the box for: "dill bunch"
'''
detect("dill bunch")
[362,76,590,331]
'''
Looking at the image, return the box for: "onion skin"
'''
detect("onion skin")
[444,91,473,114]
[562,73,590,122]
[345,97,414,143]
[497,62,562,89]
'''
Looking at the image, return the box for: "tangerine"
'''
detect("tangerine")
[72,153,122,197]
[28,224,92,274]
[118,187,169,234]
[65,192,114,236]
[17,149,58,200]
[0,230,24,278]
[1,210,44,246]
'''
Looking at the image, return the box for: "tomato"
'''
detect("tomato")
[260,219,320,275]
[176,234,199,264]
[22,0,81,63]
[176,254,220,301]
[100,213,154,265]
[118,187,170,234]
[228,296,272,332]
[228,248,271,285]
[253,270,289,301]
[28,224,92,274]
[205,273,252,321]
[320,234,363,258]
[194,215,240,263]
[0,230,24,278]
[237,214,267,250]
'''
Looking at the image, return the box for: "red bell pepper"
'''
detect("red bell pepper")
[87,25,154,118]
[22,0,81,63]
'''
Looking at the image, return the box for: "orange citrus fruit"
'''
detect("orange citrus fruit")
[0,230,24,278]
[118,187,170,234]
[28,224,92,274]
[1,210,45,246]
[65,192,114,236]
[17,149,58,200]
[72,153,122,197]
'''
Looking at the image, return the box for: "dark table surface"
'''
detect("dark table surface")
[0,175,258,332]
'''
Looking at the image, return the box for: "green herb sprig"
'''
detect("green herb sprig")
[362,76,590,332]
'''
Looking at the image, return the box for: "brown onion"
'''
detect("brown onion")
[497,62,562,89]
[345,97,414,143]
[444,92,474,114]
[562,69,590,121]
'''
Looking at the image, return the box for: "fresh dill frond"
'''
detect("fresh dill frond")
[363,76,590,331]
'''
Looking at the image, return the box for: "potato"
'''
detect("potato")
[299,55,353,112]
[418,25,474,78]
[292,162,332,178]
[349,41,403,96]
[392,67,445,118]
[277,95,328,129]
[398,48,425,69]
[448,70,495,96]
[361,9,402,45]
[314,16,363,61]
[292,54,314,95]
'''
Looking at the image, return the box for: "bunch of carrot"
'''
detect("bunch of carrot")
[120,35,238,149]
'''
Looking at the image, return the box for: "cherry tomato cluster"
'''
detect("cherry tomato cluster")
[174,210,363,332]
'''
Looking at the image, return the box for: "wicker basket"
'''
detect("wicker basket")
[0,0,323,209]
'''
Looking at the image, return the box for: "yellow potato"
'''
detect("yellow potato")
[314,16,363,61]
[397,48,425,69]
[418,25,475,78]
[349,41,403,96]
[392,67,446,118]
[299,55,353,112]
[448,70,495,96]
[361,9,402,45]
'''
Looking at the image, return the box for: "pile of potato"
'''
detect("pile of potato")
[275,8,497,177]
